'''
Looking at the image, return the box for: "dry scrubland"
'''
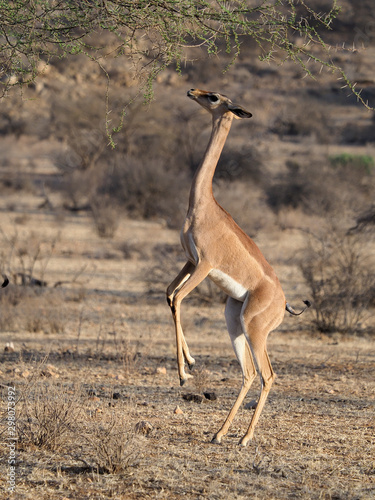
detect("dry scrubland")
[1,2,375,498]
[0,210,373,500]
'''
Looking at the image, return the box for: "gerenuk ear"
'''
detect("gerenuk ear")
[228,103,252,119]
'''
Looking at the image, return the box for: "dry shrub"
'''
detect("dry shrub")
[119,338,140,381]
[59,168,94,211]
[0,229,59,288]
[49,90,193,228]
[98,156,189,228]
[215,145,265,183]
[23,299,66,334]
[192,367,211,393]
[270,98,331,142]
[90,195,119,238]
[24,314,44,333]
[94,324,140,379]
[9,375,143,475]
[76,411,143,474]
[0,284,41,332]
[266,156,375,219]
[300,227,375,334]
[17,383,83,452]
[60,154,190,228]
[0,285,66,334]
[0,285,20,331]
[351,204,375,233]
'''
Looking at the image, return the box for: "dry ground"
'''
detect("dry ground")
[1,27,375,495]
[0,206,374,500]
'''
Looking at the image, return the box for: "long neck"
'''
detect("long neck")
[188,112,233,210]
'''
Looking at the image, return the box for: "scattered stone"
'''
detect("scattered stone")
[61,349,73,357]
[4,342,15,353]
[87,389,97,397]
[174,406,183,415]
[203,391,217,401]
[116,374,125,381]
[244,399,258,410]
[112,392,121,400]
[156,366,167,375]
[89,396,101,402]
[21,370,31,378]
[182,393,203,404]
[135,420,153,436]
[40,365,59,378]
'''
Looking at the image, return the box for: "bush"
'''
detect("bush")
[18,383,83,452]
[90,195,119,238]
[215,146,265,183]
[266,156,375,218]
[300,228,375,334]
[265,161,334,215]
[12,376,143,474]
[96,156,190,228]
[329,153,374,174]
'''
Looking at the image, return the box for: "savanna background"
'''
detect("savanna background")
[0,1,374,498]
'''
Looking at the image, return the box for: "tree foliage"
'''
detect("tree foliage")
[0,1,371,127]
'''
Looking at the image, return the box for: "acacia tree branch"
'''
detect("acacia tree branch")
[0,1,371,115]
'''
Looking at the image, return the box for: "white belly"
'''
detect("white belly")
[208,269,248,301]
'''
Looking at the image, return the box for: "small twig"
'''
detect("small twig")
[75,308,84,354]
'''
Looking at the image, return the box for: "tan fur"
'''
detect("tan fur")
[167,89,287,446]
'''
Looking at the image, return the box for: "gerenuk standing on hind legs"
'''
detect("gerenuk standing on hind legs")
[167,89,311,446]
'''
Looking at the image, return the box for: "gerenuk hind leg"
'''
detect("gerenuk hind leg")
[212,297,258,444]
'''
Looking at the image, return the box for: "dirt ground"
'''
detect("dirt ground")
[0,205,374,500]
[1,7,375,493]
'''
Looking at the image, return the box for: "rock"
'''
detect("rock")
[112,392,121,400]
[89,396,101,402]
[40,368,59,378]
[244,399,258,410]
[4,342,15,353]
[135,420,153,436]
[174,406,183,415]
[203,391,217,401]
[182,393,203,404]
[156,366,167,375]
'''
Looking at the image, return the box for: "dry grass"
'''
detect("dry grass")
[0,19,375,496]
[0,319,374,499]
[0,207,374,499]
